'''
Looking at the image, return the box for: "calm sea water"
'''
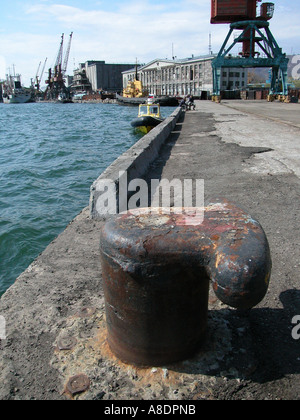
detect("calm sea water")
[0,102,174,296]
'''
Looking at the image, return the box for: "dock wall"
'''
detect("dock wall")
[89,107,182,219]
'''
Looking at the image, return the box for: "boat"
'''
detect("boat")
[57,92,73,103]
[117,64,179,107]
[2,72,33,104]
[116,92,147,106]
[131,100,164,134]
[116,92,179,107]
[116,69,149,106]
[155,96,179,107]
[116,91,179,107]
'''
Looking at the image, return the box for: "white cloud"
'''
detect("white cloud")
[19,1,216,80]
[2,0,299,86]
[0,32,60,83]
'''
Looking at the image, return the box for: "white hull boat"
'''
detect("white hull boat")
[2,71,34,104]
[3,91,32,104]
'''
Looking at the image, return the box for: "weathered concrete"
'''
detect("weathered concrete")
[221,99,300,129]
[0,100,299,400]
[214,100,300,177]
[90,107,182,218]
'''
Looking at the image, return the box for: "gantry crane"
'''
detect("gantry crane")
[45,32,73,101]
[210,0,289,102]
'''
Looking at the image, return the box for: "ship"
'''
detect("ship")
[116,71,149,106]
[116,91,179,107]
[2,72,34,104]
[117,63,178,107]
[116,92,147,106]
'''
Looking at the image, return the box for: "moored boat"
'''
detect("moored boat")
[117,64,179,107]
[155,96,179,107]
[2,72,34,104]
[131,101,164,134]
[116,92,147,106]
[116,67,149,106]
[57,92,73,103]
[116,91,179,107]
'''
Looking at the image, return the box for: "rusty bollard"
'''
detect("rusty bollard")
[100,201,272,366]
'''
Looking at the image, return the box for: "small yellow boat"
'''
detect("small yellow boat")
[131,101,164,134]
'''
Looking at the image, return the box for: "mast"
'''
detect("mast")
[135,58,139,81]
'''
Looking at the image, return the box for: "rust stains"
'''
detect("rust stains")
[100,200,272,366]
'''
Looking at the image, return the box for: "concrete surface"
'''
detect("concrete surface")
[0,100,299,400]
[221,99,300,129]
[90,107,182,219]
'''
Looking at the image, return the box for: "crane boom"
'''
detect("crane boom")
[55,33,64,69]
[35,61,42,79]
[40,58,48,84]
[62,32,73,75]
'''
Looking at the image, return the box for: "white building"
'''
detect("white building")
[122,55,248,98]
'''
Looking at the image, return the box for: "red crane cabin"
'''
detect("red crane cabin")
[211,0,274,57]
[211,0,273,24]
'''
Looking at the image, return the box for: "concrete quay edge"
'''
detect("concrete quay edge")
[89,107,182,219]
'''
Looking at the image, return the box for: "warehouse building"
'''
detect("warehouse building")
[122,55,248,98]
[76,61,136,93]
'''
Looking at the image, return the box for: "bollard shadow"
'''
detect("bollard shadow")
[170,289,300,385]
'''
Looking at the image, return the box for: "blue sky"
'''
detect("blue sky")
[1,0,299,86]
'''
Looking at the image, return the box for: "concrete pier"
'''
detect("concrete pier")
[0,100,299,400]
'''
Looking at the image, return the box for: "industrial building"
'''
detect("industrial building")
[75,61,136,93]
[122,56,248,98]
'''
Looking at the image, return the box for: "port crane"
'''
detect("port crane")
[35,57,48,93]
[44,32,73,101]
[210,0,289,101]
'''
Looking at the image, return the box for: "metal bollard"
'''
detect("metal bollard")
[100,201,272,366]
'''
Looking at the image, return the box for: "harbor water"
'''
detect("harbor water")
[0,102,175,296]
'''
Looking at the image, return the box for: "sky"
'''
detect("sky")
[0,0,299,86]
